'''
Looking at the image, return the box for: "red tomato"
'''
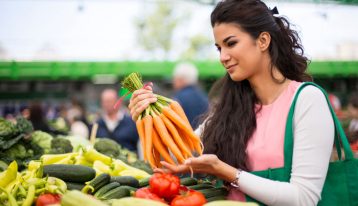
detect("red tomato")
[170,190,206,206]
[134,187,167,203]
[149,173,180,199]
[36,194,61,206]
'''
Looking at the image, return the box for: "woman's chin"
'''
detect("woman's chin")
[228,73,245,82]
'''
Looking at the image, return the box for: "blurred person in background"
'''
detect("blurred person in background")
[67,106,89,139]
[70,98,90,129]
[96,88,139,152]
[328,92,343,118]
[172,62,209,129]
[347,92,358,155]
[28,102,54,134]
[3,104,16,120]
[20,104,30,119]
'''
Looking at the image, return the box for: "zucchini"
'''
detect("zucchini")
[206,195,227,202]
[94,182,121,198]
[199,187,229,199]
[100,186,130,200]
[43,164,96,183]
[65,182,85,191]
[188,183,215,190]
[61,190,107,206]
[111,197,168,206]
[180,177,198,186]
[119,185,137,192]
[110,176,139,188]
[138,176,150,187]
[82,173,111,194]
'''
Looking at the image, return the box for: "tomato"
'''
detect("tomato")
[134,187,167,203]
[170,190,206,206]
[36,194,61,206]
[149,173,180,199]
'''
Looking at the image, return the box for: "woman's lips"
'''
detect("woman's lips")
[226,64,237,73]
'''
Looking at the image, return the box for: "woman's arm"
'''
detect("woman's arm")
[238,85,335,206]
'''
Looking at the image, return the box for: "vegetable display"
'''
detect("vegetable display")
[171,189,207,206]
[0,117,44,170]
[0,75,236,205]
[122,73,203,168]
[35,193,61,206]
[0,161,66,206]
[149,172,180,199]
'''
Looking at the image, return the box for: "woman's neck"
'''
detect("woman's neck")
[249,68,290,105]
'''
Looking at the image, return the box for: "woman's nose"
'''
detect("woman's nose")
[220,50,230,63]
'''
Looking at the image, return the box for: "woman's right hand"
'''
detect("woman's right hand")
[128,82,157,121]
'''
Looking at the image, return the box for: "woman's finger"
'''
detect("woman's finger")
[129,89,156,120]
[153,168,172,174]
[143,82,154,90]
[160,161,189,173]
[130,89,154,108]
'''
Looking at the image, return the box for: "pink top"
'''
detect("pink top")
[227,80,302,201]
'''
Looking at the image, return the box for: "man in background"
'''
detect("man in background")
[172,62,209,129]
[96,89,139,152]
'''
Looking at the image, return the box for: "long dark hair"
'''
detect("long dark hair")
[202,0,312,171]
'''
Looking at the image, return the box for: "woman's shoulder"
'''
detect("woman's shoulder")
[296,83,327,102]
[294,83,331,116]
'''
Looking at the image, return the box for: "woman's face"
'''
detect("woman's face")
[213,23,264,82]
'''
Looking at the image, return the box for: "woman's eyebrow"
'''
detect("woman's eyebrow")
[223,35,235,44]
[215,35,235,47]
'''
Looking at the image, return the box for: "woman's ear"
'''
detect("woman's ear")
[257,32,271,51]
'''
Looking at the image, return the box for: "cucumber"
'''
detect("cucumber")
[188,183,215,190]
[138,177,150,187]
[180,177,198,186]
[82,173,111,194]
[43,164,96,183]
[110,176,139,188]
[199,187,229,199]
[100,186,131,200]
[94,182,121,198]
[206,195,227,202]
[65,182,85,191]
[119,185,138,192]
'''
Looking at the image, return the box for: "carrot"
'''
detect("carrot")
[136,117,146,160]
[152,145,162,168]
[143,113,156,168]
[152,128,176,165]
[178,129,195,152]
[161,106,202,155]
[169,100,191,128]
[161,113,192,158]
[152,114,185,164]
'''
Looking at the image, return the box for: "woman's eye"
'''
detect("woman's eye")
[227,41,237,47]
[216,47,221,52]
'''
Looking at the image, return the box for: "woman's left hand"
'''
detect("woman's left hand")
[154,154,232,178]
[154,154,238,182]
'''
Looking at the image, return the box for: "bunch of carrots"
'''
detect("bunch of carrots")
[121,73,203,169]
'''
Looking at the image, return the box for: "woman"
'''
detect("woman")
[129,0,334,205]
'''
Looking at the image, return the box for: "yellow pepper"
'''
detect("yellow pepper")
[21,184,35,206]
[93,160,111,176]
[0,186,18,206]
[0,161,18,188]
[74,156,92,167]
[118,169,150,180]
[41,153,77,165]
[83,148,112,165]
[27,160,42,171]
